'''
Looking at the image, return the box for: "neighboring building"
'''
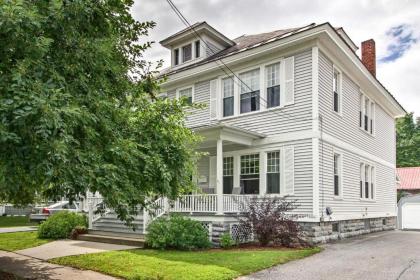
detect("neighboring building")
[397,167,420,195]
[87,22,406,244]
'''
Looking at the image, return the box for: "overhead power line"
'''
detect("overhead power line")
[165,0,314,123]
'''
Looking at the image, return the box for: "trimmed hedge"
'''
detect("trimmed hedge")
[38,212,87,239]
[146,214,211,250]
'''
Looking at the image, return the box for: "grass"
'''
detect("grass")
[0,231,51,251]
[51,247,321,280]
[0,216,37,228]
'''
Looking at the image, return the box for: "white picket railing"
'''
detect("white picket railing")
[170,194,218,213]
[223,195,257,213]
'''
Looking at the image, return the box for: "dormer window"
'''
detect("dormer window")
[174,49,179,66]
[182,44,192,62]
[195,40,200,58]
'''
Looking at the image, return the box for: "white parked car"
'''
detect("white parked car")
[29,201,82,222]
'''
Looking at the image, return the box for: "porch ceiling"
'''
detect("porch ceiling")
[193,124,266,148]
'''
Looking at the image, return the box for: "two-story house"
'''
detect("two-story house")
[87,22,406,244]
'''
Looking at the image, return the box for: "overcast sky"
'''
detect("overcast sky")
[131,0,420,117]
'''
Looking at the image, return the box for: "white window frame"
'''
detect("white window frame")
[176,85,194,104]
[359,160,376,201]
[332,65,342,116]
[359,91,375,137]
[181,43,193,63]
[221,145,294,197]
[217,56,294,120]
[222,77,235,117]
[266,150,281,194]
[333,150,343,198]
[265,62,281,109]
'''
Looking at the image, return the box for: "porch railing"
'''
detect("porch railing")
[170,194,218,213]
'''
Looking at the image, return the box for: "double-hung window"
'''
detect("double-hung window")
[178,87,193,104]
[333,153,341,196]
[182,44,192,62]
[333,69,341,113]
[364,97,369,132]
[267,151,280,194]
[239,69,260,114]
[364,164,370,199]
[195,40,200,58]
[370,166,375,199]
[240,154,259,194]
[174,49,180,66]
[223,157,234,194]
[222,78,234,117]
[360,164,364,198]
[266,63,280,108]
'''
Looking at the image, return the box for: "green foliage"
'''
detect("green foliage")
[220,233,235,249]
[0,1,201,222]
[396,113,420,167]
[51,247,321,280]
[0,231,51,251]
[0,216,37,228]
[146,214,211,250]
[38,212,87,239]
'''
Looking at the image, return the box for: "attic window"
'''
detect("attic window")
[182,44,192,62]
[174,49,179,65]
[195,40,200,58]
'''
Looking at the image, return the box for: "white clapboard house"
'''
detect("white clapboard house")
[85,22,405,244]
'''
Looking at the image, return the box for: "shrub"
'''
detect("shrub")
[146,214,211,250]
[238,196,304,247]
[69,225,88,240]
[38,212,87,239]
[220,233,235,249]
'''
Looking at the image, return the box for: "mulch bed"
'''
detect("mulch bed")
[0,271,22,280]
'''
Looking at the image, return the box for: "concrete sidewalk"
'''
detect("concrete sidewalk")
[0,226,38,233]
[0,250,117,279]
[17,239,139,260]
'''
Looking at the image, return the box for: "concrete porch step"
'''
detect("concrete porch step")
[88,229,145,239]
[77,233,145,247]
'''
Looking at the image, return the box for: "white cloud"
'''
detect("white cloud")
[132,0,420,116]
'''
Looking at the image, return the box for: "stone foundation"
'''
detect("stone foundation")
[208,216,396,246]
[300,216,396,244]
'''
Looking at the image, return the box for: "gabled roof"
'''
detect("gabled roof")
[397,167,420,190]
[159,23,315,76]
[159,21,235,48]
[159,22,406,116]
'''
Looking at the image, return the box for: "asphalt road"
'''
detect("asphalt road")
[239,230,420,280]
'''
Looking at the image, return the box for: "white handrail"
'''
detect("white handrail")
[170,194,218,213]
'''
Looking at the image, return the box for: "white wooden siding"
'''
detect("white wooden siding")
[318,141,396,218]
[318,51,396,164]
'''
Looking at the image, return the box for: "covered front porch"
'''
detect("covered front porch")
[192,124,267,215]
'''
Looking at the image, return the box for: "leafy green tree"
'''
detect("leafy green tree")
[396,113,420,167]
[0,0,201,223]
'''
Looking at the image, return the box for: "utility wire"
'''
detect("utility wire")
[165,0,314,123]
[166,0,326,217]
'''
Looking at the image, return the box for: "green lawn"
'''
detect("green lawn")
[0,216,37,228]
[0,232,51,251]
[51,247,320,280]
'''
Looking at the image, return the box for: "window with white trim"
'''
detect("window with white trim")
[265,63,280,108]
[266,151,280,194]
[333,153,341,197]
[359,93,375,135]
[182,44,192,62]
[174,49,179,66]
[239,69,260,114]
[240,154,259,194]
[360,162,374,200]
[223,157,234,194]
[178,87,193,104]
[222,78,234,117]
[195,40,200,58]
[333,68,341,113]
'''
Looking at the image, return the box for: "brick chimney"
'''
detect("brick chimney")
[361,39,376,77]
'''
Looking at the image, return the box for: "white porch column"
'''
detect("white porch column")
[259,151,267,195]
[216,138,224,215]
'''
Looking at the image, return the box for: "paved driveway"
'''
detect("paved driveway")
[240,230,420,280]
